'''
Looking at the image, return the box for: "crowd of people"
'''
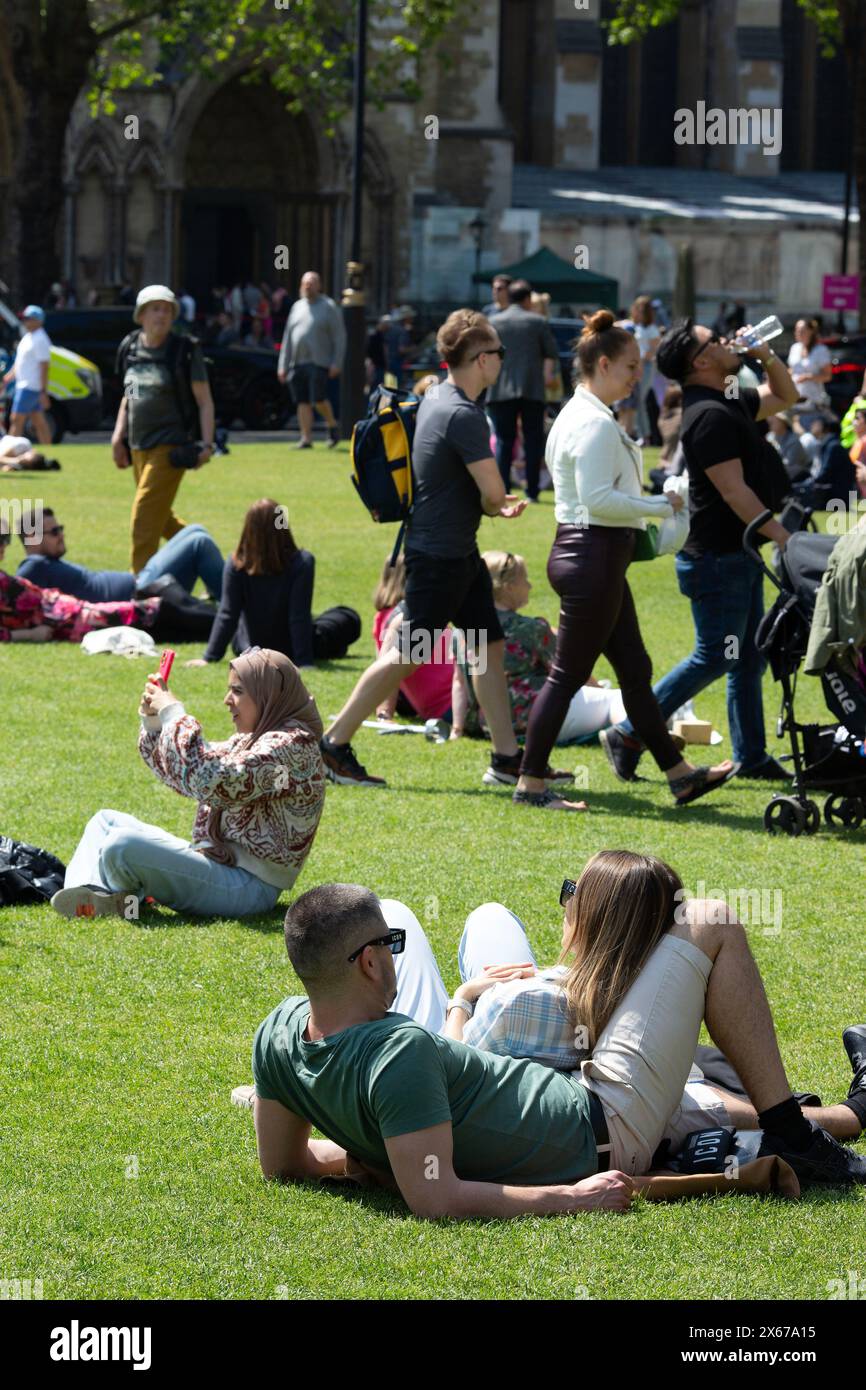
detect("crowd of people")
[5,272,866,1217]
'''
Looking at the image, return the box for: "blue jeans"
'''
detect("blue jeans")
[65,809,281,917]
[620,550,768,768]
[136,524,224,599]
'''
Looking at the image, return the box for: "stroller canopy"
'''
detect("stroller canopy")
[779,532,838,620]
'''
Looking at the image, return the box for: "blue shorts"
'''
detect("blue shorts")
[11,386,44,416]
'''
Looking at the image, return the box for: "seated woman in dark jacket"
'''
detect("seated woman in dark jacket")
[188,498,316,669]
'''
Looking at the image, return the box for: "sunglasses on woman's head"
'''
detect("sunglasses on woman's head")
[560,878,577,908]
[472,345,506,361]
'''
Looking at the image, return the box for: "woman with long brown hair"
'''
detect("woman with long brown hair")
[514,310,736,810]
[188,498,315,668]
[442,850,866,1176]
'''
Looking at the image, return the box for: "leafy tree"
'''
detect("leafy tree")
[607,1,865,328]
[0,0,470,302]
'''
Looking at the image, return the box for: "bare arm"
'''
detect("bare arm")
[254,1096,350,1181]
[192,379,215,458]
[754,350,800,420]
[111,395,131,468]
[466,456,526,518]
[384,1122,634,1221]
[704,457,790,547]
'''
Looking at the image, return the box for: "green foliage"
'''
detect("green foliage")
[605,0,842,54]
[1,441,864,1297]
[84,0,469,125]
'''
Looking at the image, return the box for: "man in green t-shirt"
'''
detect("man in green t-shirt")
[253,882,632,1219]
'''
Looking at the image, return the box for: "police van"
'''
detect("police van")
[0,293,103,441]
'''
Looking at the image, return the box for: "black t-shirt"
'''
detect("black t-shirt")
[680,385,783,556]
[407,382,491,559]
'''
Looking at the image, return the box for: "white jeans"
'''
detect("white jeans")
[383,899,729,1169]
[65,809,281,917]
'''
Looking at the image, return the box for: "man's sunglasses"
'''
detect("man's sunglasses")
[347,927,407,964]
[689,332,722,365]
[560,878,577,908]
[472,346,506,361]
[44,525,64,537]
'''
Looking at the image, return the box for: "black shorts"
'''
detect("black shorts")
[402,549,503,658]
[289,363,328,404]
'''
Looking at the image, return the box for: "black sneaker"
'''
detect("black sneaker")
[320,735,386,788]
[759,1120,866,1185]
[843,1024,866,1099]
[599,727,645,782]
[328,427,340,448]
[737,756,792,781]
[294,439,313,450]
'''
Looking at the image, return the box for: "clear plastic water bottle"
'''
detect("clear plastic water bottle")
[732,316,784,354]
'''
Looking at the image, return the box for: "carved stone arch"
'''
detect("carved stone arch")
[74,137,118,182]
[126,142,165,185]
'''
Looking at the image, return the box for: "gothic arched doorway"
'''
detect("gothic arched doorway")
[180,75,338,301]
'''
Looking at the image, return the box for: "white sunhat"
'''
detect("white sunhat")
[133,284,180,324]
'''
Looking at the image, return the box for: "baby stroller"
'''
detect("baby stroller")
[743,509,866,836]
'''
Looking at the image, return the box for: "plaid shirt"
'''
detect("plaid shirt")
[462,967,589,1070]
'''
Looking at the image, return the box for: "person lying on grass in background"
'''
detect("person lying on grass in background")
[0,527,191,645]
[451,550,627,744]
[249,878,865,1223]
[51,647,325,921]
[0,433,58,470]
[16,505,224,603]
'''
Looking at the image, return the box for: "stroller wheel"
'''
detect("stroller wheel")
[764,796,806,836]
[823,794,864,831]
[802,800,821,835]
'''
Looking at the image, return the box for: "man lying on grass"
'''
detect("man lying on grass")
[252,879,866,1220]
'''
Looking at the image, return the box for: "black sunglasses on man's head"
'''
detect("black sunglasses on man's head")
[689,331,722,365]
[347,927,407,964]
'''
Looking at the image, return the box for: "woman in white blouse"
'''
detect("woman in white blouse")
[513,310,736,811]
[786,318,832,424]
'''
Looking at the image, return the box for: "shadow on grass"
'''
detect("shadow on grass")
[394,781,770,831]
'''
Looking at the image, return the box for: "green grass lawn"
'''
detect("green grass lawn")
[1,441,864,1301]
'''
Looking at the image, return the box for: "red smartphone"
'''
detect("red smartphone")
[158,649,175,685]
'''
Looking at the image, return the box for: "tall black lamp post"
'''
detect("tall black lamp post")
[469,212,487,305]
[339,0,369,439]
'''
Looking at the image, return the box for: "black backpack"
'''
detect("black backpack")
[116,329,202,439]
[0,835,66,906]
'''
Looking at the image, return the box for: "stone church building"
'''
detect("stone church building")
[10,0,853,319]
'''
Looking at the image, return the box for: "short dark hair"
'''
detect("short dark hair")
[656,318,701,384]
[508,279,532,305]
[18,504,54,541]
[283,883,386,988]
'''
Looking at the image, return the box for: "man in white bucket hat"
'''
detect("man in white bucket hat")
[111,284,215,574]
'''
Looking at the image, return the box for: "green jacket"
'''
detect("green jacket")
[804,522,866,675]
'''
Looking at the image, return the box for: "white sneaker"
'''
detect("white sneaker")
[50,885,130,920]
[231,1084,256,1110]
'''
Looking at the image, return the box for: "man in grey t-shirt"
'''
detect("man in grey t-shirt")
[277,271,346,449]
[486,279,559,501]
[318,310,573,793]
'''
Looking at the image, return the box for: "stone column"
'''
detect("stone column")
[552,0,602,170]
[734,0,783,175]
